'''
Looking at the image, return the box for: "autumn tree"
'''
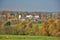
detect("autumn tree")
[40,21,49,36]
[33,24,40,36]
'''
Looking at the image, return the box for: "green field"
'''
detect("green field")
[0,35,60,40]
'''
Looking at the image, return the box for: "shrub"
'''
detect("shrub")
[47,18,54,24]
[55,32,60,37]
[41,18,60,36]
[4,21,11,26]
[40,22,49,36]
[32,24,40,36]
[48,23,57,36]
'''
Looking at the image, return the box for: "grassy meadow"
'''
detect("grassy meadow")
[0,35,60,40]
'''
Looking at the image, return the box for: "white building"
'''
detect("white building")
[26,15,32,18]
[34,15,39,18]
[19,15,21,18]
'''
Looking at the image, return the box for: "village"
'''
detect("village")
[0,10,60,25]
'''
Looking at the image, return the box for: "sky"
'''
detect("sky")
[0,0,60,12]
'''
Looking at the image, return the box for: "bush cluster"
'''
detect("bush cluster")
[0,19,60,36]
[41,19,60,36]
[0,21,40,36]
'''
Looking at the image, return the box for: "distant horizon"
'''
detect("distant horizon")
[0,10,60,13]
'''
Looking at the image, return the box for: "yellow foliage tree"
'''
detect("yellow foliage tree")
[40,22,49,36]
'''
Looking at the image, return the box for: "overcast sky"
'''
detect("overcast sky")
[0,0,60,12]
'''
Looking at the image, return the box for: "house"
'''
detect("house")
[26,15,32,18]
[52,13,60,20]
[19,15,21,19]
[34,15,39,18]
[41,12,48,22]
[0,11,7,21]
